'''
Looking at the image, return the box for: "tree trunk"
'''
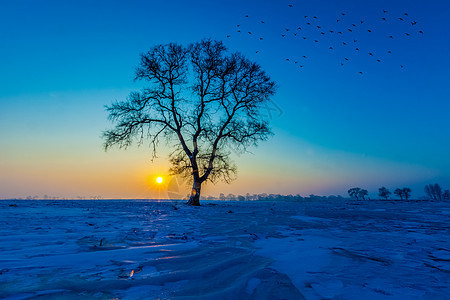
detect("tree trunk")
[187,180,201,206]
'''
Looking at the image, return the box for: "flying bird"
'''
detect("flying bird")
[368,29,372,32]
[302,37,307,39]
[248,31,252,34]
[344,57,349,61]
[317,25,321,28]
[329,30,334,33]
[369,52,373,56]
[307,22,311,25]
[245,15,248,17]
[329,46,333,49]
[302,55,307,58]
[337,19,340,22]
[314,40,319,42]
[298,27,302,30]
[259,37,263,40]
[389,35,393,38]
[411,21,417,25]
[313,16,317,19]
[288,4,293,7]
[360,20,364,24]
[343,42,347,45]
[359,72,363,75]
[405,33,410,36]
[399,18,404,21]
[382,17,386,21]
[419,30,424,34]
[261,21,265,23]
[226,35,230,38]
[387,50,392,53]
[348,29,353,32]
[338,31,343,34]
[400,65,404,68]
[377,59,381,62]
[352,24,356,27]
[321,32,325,35]
[404,13,408,16]
[281,34,286,37]
[355,48,360,51]
[341,13,345,15]
[383,10,388,13]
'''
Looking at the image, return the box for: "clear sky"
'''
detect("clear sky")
[1,0,449,199]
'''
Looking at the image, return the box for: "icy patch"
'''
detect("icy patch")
[256,230,338,296]
[246,277,261,295]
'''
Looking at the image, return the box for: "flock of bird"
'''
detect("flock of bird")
[226,4,424,75]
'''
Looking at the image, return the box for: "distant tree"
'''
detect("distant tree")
[394,188,404,200]
[402,187,411,201]
[424,184,433,200]
[348,187,361,200]
[425,183,442,201]
[358,189,369,200]
[443,190,450,201]
[434,183,442,201]
[227,193,236,201]
[378,187,391,200]
[103,39,277,206]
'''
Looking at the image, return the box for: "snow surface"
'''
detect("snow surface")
[1,199,450,299]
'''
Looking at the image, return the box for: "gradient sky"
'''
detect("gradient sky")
[1,0,449,199]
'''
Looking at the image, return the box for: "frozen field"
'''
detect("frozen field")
[1,199,450,299]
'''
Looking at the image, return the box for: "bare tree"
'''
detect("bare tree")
[103,39,277,205]
[402,187,411,201]
[443,190,450,201]
[433,183,442,201]
[394,188,404,200]
[358,189,369,200]
[378,187,391,200]
[425,183,442,201]
[348,187,361,200]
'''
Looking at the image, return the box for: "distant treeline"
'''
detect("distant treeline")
[202,183,450,202]
[348,183,450,201]
[201,193,346,201]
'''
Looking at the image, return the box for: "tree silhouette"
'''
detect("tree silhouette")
[394,187,411,200]
[425,183,442,200]
[103,39,277,205]
[348,187,361,200]
[358,189,369,200]
[394,188,404,200]
[378,186,391,200]
[402,187,411,201]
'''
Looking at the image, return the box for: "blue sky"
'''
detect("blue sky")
[1,0,449,199]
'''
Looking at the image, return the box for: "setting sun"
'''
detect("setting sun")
[156,176,163,184]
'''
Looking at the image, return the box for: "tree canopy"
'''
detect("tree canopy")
[103,39,277,205]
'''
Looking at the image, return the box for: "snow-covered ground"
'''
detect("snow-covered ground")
[1,199,449,299]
